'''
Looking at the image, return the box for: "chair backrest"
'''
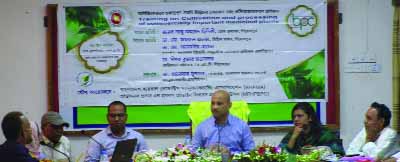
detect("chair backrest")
[187,100,250,135]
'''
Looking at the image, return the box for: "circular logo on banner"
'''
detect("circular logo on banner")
[111,12,122,25]
[105,7,130,32]
[76,72,93,87]
[286,5,319,37]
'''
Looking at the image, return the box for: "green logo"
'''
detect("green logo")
[286,5,319,37]
[77,72,93,87]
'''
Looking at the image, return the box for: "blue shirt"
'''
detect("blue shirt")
[0,140,39,162]
[192,114,255,154]
[84,127,148,162]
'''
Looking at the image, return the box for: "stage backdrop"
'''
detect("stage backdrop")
[56,0,328,130]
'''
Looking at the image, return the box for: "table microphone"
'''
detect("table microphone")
[80,130,105,150]
[39,141,71,162]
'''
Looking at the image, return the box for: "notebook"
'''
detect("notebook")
[111,138,137,162]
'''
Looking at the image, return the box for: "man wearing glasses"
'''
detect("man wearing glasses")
[84,101,148,162]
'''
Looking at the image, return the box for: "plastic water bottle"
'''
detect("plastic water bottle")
[184,135,192,146]
[184,135,195,153]
[99,149,108,162]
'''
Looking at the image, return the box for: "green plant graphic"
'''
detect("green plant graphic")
[65,6,110,51]
[82,75,90,86]
[276,50,325,99]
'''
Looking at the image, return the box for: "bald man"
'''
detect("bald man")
[0,111,38,162]
[192,90,255,154]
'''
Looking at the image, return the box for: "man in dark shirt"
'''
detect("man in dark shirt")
[0,111,39,162]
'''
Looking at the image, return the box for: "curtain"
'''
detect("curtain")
[393,0,400,131]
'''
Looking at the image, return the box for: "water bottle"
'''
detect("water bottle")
[184,135,192,146]
[99,149,108,162]
[184,135,195,153]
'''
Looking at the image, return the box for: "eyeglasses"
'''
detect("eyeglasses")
[108,113,126,118]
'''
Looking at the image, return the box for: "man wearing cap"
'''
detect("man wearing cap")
[40,111,71,162]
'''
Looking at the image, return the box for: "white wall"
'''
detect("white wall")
[339,0,393,147]
[0,0,394,160]
[0,0,47,136]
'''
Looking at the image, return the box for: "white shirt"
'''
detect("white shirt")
[392,152,400,161]
[40,135,71,162]
[346,127,397,159]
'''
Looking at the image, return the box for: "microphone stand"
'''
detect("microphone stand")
[80,130,105,150]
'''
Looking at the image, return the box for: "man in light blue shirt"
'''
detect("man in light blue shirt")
[84,101,148,162]
[192,90,255,154]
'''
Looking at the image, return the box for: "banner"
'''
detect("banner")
[58,0,327,128]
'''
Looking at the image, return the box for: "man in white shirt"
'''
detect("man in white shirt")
[347,102,398,160]
[40,111,71,162]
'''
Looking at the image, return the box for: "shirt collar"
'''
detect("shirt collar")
[41,135,60,147]
[106,126,130,138]
[213,114,232,127]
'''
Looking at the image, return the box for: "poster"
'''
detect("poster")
[58,0,327,128]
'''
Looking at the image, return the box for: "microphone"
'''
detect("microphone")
[40,141,71,162]
[80,130,105,150]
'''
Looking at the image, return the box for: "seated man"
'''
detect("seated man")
[85,101,148,162]
[346,102,397,160]
[192,90,255,154]
[39,111,71,162]
[279,102,345,155]
[0,111,38,162]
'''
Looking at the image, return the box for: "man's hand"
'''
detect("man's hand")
[210,144,230,154]
[365,128,379,142]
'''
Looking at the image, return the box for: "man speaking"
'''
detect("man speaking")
[192,90,255,154]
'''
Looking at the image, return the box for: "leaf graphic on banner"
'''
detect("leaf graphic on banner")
[65,6,110,51]
[83,75,90,83]
[276,49,325,99]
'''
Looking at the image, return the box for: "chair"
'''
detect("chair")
[187,100,250,135]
